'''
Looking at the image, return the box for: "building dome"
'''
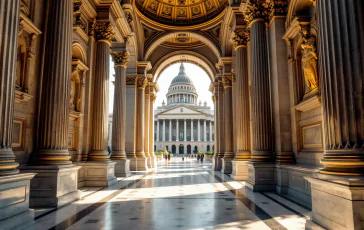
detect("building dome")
[166,63,198,106]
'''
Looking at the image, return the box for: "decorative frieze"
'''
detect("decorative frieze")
[230,28,250,49]
[111,51,130,67]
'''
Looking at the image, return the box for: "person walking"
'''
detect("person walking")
[182,155,184,161]
[197,154,200,162]
[201,153,204,163]
[168,154,171,161]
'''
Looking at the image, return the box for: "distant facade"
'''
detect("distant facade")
[154,64,214,154]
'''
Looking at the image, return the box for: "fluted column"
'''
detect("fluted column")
[144,87,151,167]
[110,51,129,159]
[203,120,207,141]
[184,119,187,141]
[35,0,74,165]
[197,119,201,141]
[222,77,234,173]
[0,0,20,175]
[209,122,212,141]
[245,2,273,162]
[156,120,159,141]
[317,0,364,177]
[191,120,194,141]
[212,93,219,169]
[162,119,165,141]
[149,93,157,168]
[89,22,114,161]
[135,76,148,170]
[231,28,251,161]
[176,119,179,142]
[169,120,172,141]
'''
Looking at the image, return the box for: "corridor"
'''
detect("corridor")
[34,159,310,230]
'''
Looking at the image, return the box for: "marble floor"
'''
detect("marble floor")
[34,158,312,230]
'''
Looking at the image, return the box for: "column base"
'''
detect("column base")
[113,159,131,177]
[75,161,117,187]
[0,173,35,230]
[221,156,234,174]
[246,162,276,192]
[212,156,223,171]
[231,160,249,181]
[130,157,148,171]
[150,155,157,169]
[305,175,364,230]
[20,165,81,208]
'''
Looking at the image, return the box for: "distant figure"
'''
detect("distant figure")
[197,154,200,161]
[168,154,171,161]
[201,153,205,163]
[182,155,184,161]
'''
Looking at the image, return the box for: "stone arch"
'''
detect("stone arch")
[151,51,217,83]
[71,42,87,64]
[187,145,191,154]
[172,145,176,154]
[145,32,221,61]
[286,0,316,28]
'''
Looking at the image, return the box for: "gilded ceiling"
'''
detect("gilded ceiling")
[135,0,228,26]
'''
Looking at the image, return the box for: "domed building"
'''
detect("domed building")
[154,63,214,154]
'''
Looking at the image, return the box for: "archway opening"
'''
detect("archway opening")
[179,144,184,154]
[187,145,191,154]
[172,145,176,154]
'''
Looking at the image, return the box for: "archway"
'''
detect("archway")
[179,144,184,154]
[187,145,191,154]
[194,145,198,154]
[207,145,210,152]
[172,145,176,154]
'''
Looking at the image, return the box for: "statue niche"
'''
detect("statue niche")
[70,65,84,113]
[16,38,27,91]
[301,35,319,96]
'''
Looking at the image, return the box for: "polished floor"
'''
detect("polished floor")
[34,158,311,230]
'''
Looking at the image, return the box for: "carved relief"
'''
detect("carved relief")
[266,0,288,22]
[73,0,85,30]
[136,77,148,89]
[111,51,130,67]
[91,21,114,42]
[126,76,137,85]
[230,28,250,49]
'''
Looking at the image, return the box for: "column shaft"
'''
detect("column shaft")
[203,120,206,141]
[318,0,364,176]
[218,84,225,158]
[111,53,129,159]
[144,90,150,166]
[162,119,165,141]
[169,120,172,141]
[149,94,156,166]
[156,120,159,141]
[135,77,147,159]
[36,0,73,165]
[191,120,194,141]
[223,86,233,154]
[176,119,179,141]
[0,0,21,175]
[250,20,273,162]
[184,119,187,141]
[235,46,251,160]
[209,122,212,141]
[197,119,201,141]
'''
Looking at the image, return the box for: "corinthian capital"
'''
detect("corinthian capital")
[230,28,250,49]
[111,51,130,67]
[244,0,269,26]
[93,22,115,43]
[136,76,148,89]
[267,0,288,21]
[222,76,232,88]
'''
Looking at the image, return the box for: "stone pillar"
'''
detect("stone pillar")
[156,120,159,141]
[191,120,194,141]
[110,49,131,177]
[21,0,81,207]
[149,91,157,168]
[134,62,151,171]
[144,87,152,168]
[81,21,116,186]
[197,119,201,141]
[0,0,36,227]
[304,1,364,229]
[230,27,251,180]
[209,121,213,141]
[204,120,207,141]
[176,119,179,142]
[162,119,166,141]
[221,75,234,174]
[184,119,187,141]
[214,82,225,170]
[244,1,275,191]
[169,120,172,141]
[212,91,219,169]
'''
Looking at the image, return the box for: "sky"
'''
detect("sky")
[109,61,213,113]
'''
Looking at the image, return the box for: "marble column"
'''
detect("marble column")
[197,119,201,141]
[144,87,151,168]
[22,0,83,207]
[209,122,213,141]
[212,92,219,170]
[191,120,194,141]
[169,120,172,141]
[149,93,157,168]
[134,74,149,171]
[0,0,36,227]
[305,1,364,229]
[156,120,159,141]
[110,50,131,177]
[244,1,275,191]
[184,119,187,141]
[82,22,116,186]
[162,119,166,141]
[221,77,234,174]
[176,119,179,142]
[214,82,225,170]
[203,120,207,141]
[230,28,251,180]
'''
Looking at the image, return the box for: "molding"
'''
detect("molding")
[293,95,321,112]
[15,90,33,104]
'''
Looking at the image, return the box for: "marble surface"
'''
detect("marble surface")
[34,158,312,230]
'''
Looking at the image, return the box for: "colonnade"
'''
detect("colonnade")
[166,93,197,104]
[155,119,213,142]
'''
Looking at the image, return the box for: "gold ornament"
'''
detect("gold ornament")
[111,51,130,67]
[230,28,250,49]
[301,36,319,94]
